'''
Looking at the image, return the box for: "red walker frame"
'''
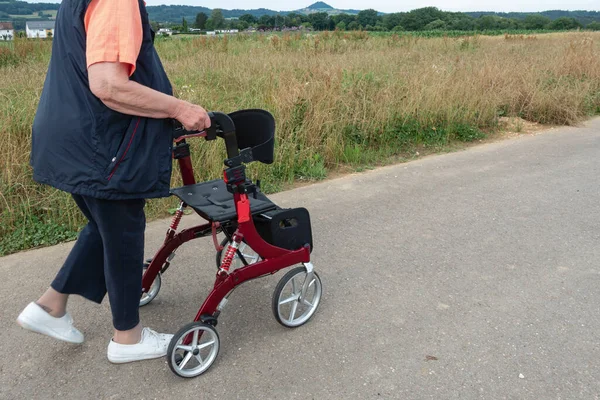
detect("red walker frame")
[140,129,312,325]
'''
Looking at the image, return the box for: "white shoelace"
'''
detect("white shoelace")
[143,328,171,345]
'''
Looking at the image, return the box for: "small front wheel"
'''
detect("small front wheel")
[139,264,161,307]
[167,322,220,378]
[272,266,322,328]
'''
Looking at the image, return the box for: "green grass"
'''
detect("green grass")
[0,214,78,256]
[0,32,599,255]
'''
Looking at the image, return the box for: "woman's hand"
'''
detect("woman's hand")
[172,101,212,132]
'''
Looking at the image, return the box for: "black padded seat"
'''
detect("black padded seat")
[170,179,277,223]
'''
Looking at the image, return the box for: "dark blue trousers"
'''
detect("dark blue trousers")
[51,195,146,331]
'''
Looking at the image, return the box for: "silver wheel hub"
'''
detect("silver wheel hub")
[277,266,322,327]
[171,325,219,378]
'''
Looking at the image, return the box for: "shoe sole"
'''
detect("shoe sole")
[107,351,168,364]
[16,315,84,344]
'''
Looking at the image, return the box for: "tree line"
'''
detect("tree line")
[173,8,600,33]
[0,0,59,16]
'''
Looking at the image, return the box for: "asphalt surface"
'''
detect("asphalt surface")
[1,119,600,400]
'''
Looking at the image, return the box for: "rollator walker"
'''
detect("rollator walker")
[140,110,322,378]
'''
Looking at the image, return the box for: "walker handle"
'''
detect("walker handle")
[172,114,216,142]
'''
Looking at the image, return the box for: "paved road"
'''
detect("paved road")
[2,119,600,400]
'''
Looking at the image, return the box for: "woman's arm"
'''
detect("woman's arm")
[88,61,211,131]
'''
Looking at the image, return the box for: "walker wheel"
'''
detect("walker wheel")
[272,266,322,328]
[215,238,261,269]
[139,263,161,307]
[168,322,220,378]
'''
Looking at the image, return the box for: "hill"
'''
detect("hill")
[143,2,363,22]
[294,2,361,15]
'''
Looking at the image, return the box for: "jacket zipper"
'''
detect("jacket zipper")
[107,117,141,181]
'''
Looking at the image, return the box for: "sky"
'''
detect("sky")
[30,1,600,13]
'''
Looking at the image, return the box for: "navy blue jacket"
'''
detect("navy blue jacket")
[31,0,174,200]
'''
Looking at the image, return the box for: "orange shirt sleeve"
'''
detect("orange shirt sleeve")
[84,0,143,76]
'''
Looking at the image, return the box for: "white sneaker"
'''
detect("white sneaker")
[107,327,173,364]
[16,302,84,344]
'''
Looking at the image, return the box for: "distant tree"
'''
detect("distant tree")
[232,20,249,30]
[293,13,311,26]
[383,13,403,31]
[210,9,226,29]
[182,17,188,32]
[523,14,551,30]
[587,21,600,30]
[328,17,336,30]
[401,7,446,31]
[273,14,284,29]
[259,15,274,27]
[357,9,379,27]
[308,12,329,30]
[479,16,518,30]
[284,13,301,27]
[347,21,359,31]
[549,17,582,30]
[424,19,446,30]
[392,25,404,32]
[194,12,208,29]
[476,15,507,30]
[239,14,257,25]
[336,21,346,31]
[510,18,525,29]
[447,16,476,30]
[332,13,355,26]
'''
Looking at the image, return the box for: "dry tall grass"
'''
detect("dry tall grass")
[1,32,599,254]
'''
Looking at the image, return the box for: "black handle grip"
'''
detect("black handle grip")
[205,112,217,141]
[172,112,224,141]
[171,112,236,153]
[208,112,235,135]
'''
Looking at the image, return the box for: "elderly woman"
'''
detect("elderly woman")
[17,0,210,364]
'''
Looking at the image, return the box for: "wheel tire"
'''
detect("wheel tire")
[272,266,322,328]
[139,264,161,307]
[167,321,220,378]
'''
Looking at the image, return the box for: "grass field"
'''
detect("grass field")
[1,31,599,255]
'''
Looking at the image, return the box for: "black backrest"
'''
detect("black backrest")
[228,109,275,165]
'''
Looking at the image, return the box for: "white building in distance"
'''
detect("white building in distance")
[157,28,173,36]
[206,29,239,35]
[26,21,55,39]
[0,22,14,41]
